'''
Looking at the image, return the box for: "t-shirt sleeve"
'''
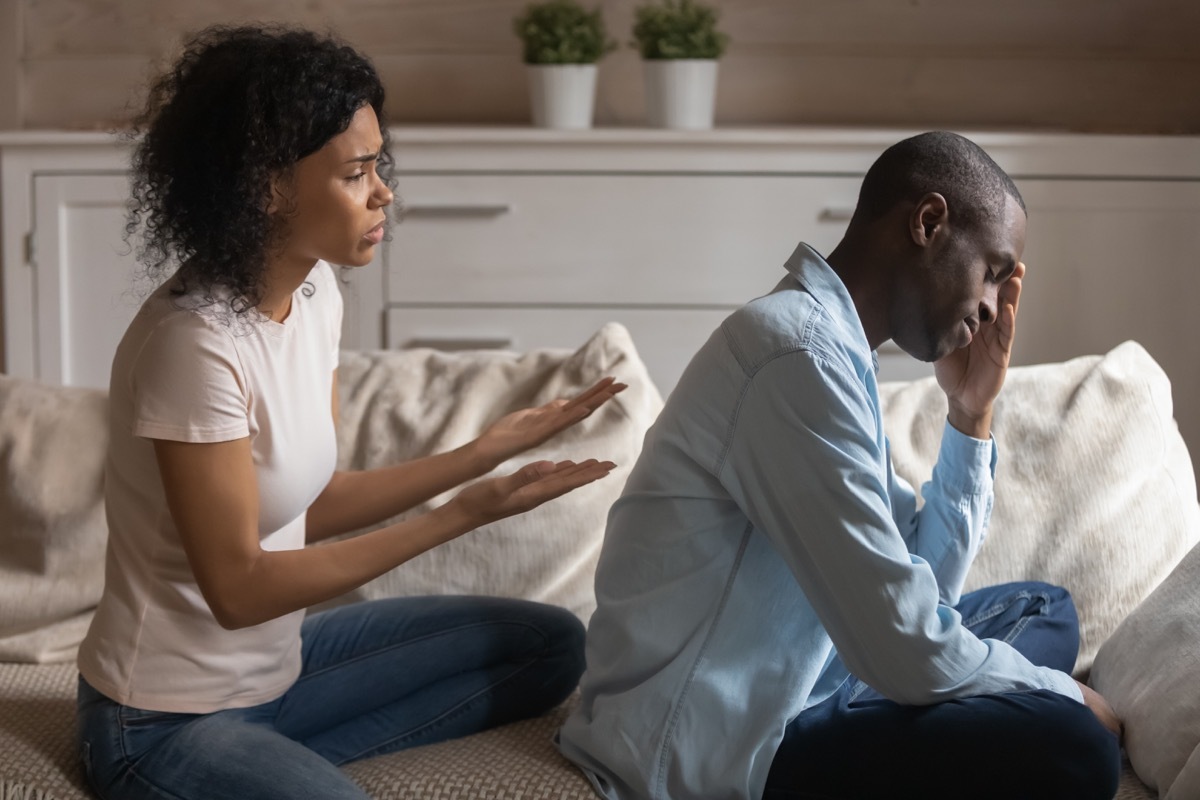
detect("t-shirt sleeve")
[128,314,250,443]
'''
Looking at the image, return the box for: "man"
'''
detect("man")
[558,132,1122,799]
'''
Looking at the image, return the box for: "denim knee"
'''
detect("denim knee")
[540,604,587,698]
[1036,692,1122,799]
[1001,580,1072,606]
[1031,580,1072,606]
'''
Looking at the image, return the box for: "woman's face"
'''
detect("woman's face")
[271,104,393,270]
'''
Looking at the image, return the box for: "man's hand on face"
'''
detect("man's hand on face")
[935,261,1025,439]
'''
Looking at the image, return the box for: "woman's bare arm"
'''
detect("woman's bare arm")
[154,436,613,630]
[305,371,625,542]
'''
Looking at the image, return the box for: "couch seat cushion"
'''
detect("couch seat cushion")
[0,663,1157,799]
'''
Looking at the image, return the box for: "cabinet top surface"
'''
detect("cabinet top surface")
[3,125,1199,145]
[2,127,1198,178]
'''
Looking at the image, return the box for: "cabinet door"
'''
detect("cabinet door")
[1015,179,1200,473]
[32,174,135,389]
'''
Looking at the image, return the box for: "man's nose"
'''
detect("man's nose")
[979,283,1000,324]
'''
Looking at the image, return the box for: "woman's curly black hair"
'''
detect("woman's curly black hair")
[126,24,396,312]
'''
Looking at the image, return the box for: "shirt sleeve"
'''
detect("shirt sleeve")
[128,313,250,443]
[718,349,1082,705]
[888,423,998,607]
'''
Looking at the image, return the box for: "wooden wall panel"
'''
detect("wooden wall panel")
[0,0,19,129]
[720,0,1200,54]
[10,0,1200,133]
[24,58,149,130]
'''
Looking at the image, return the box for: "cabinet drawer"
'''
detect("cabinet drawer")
[386,305,729,395]
[387,174,860,306]
[385,306,929,395]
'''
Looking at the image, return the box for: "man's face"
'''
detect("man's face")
[891,194,1027,362]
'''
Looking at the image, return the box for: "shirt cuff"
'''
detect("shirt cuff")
[1048,669,1085,703]
[932,419,998,497]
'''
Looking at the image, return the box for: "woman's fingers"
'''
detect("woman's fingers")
[565,377,616,407]
[563,377,628,414]
[507,458,616,505]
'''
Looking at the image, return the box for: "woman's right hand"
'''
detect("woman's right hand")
[449,459,616,528]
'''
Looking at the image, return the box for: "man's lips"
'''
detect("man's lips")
[959,318,978,347]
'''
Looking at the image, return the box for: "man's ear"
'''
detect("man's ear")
[910,192,949,247]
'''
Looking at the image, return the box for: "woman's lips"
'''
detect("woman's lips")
[363,221,385,244]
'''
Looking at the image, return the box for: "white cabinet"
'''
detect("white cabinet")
[0,137,378,389]
[1015,179,1200,467]
[388,174,860,305]
[30,173,134,389]
[384,172,873,392]
[3,128,1199,481]
[381,155,931,389]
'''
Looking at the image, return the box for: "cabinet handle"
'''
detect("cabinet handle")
[401,337,515,351]
[818,207,855,222]
[401,203,513,218]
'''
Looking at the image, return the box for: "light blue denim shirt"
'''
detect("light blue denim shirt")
[558,243,1083,800]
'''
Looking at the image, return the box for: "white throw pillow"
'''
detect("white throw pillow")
[0,377,109,662]
[322,322,663,622]
[1090,540,1200,798]
[880,340,1200,676]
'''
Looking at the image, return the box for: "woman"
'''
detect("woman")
[75,25,622,800]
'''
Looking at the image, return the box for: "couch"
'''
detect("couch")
[1,324,1197,799]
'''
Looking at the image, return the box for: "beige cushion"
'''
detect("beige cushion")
[1091,539,1200,798]
[321,322,663,622]
[0,324,659,664]
[880,340,1200,676]
[0,377,108,663]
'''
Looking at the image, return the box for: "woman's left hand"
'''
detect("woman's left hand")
[473,376,627,468]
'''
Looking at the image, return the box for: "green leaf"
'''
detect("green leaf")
[513,0,618,65]
[630,0,730,60]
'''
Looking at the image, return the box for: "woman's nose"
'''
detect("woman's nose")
[372,172,394,208]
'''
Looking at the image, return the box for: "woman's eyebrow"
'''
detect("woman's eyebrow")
[343,151,380,164]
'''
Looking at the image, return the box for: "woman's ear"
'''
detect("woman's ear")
[267,172,293,216]
[910,192,949,247]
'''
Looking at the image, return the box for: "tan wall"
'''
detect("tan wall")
[3,0,1198,133]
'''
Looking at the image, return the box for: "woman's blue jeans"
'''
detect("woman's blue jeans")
[764,581,1122,800]
[76,595,585,799]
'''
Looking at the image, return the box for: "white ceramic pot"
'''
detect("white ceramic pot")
[643,59,719,130]
[526,64,598,130]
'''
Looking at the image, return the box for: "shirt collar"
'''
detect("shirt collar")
[782,242,875,367]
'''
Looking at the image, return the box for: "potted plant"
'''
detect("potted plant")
[513,0,616,129]
[631,0,730,130]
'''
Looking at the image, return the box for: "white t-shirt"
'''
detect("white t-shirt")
[77,262,342,713]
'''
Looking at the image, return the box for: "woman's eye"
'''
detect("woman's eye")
[346,172,366,182]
